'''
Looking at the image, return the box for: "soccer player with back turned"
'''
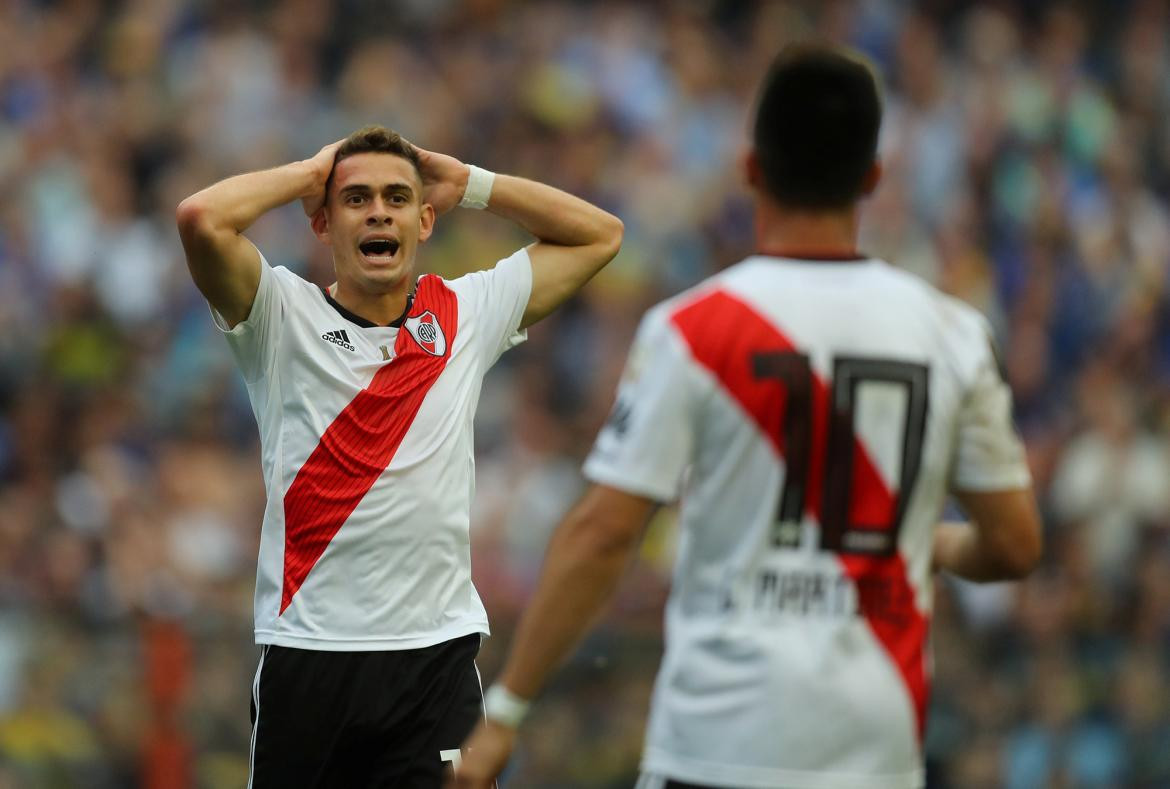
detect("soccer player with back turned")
[456,44,1042,789]
[175,127,622,787]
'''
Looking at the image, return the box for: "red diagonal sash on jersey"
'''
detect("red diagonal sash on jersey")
[670,288,930,740]
[279,276,458,614]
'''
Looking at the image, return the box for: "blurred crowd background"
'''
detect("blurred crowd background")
[0,0,1167,786]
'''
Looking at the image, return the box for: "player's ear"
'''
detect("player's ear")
[310,206,330,244]
[418,202,435,244]
[744,148,766,191]
[860,159,882,197]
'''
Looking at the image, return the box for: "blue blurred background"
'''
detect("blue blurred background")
[0,0,1168,786]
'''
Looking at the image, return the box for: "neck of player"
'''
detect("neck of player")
[330,276,412,326]
[754,198,862,260]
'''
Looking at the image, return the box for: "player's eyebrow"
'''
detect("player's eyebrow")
[382,182,415,200]
[339,182,416,200]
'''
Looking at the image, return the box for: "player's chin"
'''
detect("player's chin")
[357,261,410,292]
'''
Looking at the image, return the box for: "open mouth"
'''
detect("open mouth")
[359,238,400,261]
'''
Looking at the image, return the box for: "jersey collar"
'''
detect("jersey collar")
[321,289,414,329]
[756,249,868,262]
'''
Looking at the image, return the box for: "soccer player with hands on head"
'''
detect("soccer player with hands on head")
[176,125,621,788]
[454,43,1042,789]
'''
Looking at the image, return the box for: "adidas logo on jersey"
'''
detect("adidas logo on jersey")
[322,329,355,352]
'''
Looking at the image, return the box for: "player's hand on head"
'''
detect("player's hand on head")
[300,139,345,218]
[412,144,469,217]
[446,720,516,789]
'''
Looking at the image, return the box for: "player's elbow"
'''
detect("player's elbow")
[956,488,1044,581]
[560,501,642,562]
[554,485,654,565]
[175,196,215,244]
[595,212,624,263]
[1003,519,1043,579]
[981,515,1043,581]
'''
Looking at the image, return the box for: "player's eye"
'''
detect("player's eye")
[390,194,407,205]
[346,194,365,206]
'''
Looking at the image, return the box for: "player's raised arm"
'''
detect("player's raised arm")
[413,146,624,328]
[175,140,341,327]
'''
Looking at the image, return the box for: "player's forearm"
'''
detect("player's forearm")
[496,513,639,700]
[487,174,623,251]
[177,160,321,237]
[933,521,1033,581]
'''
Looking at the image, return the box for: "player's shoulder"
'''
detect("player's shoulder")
[625,266,766,374]
[861,260,992,342]
[414,271,454,296]
[910,273,994,357]
[646,261,760,324]
[637,269,734,340]
[435,267,473,295]
[441,248,530,297]
[240,256,327,318]
[854,258,958,309]
[869,262,998,381]
[263,260,319,297]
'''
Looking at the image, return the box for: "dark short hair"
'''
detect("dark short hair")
[752,43,882,210]
[327,125,421,196]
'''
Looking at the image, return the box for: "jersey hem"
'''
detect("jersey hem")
[642,749,924,789]
[950,471,1032,492]
[255,622,489,652]
[583,462,676,504]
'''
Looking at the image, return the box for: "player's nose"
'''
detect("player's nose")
[365,197,393,225]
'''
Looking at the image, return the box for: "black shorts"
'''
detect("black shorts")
[248,634,485,789]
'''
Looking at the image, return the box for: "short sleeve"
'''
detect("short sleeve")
[949,336,1032,492]
[209,251,287,383]
[451,247,533,367]
[583,311,697,502]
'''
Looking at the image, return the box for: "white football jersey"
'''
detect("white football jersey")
[213,246,532,651]
[585,256,1030,789]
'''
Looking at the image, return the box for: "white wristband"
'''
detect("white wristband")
[483,683,530,728]
[459,165,495,210]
